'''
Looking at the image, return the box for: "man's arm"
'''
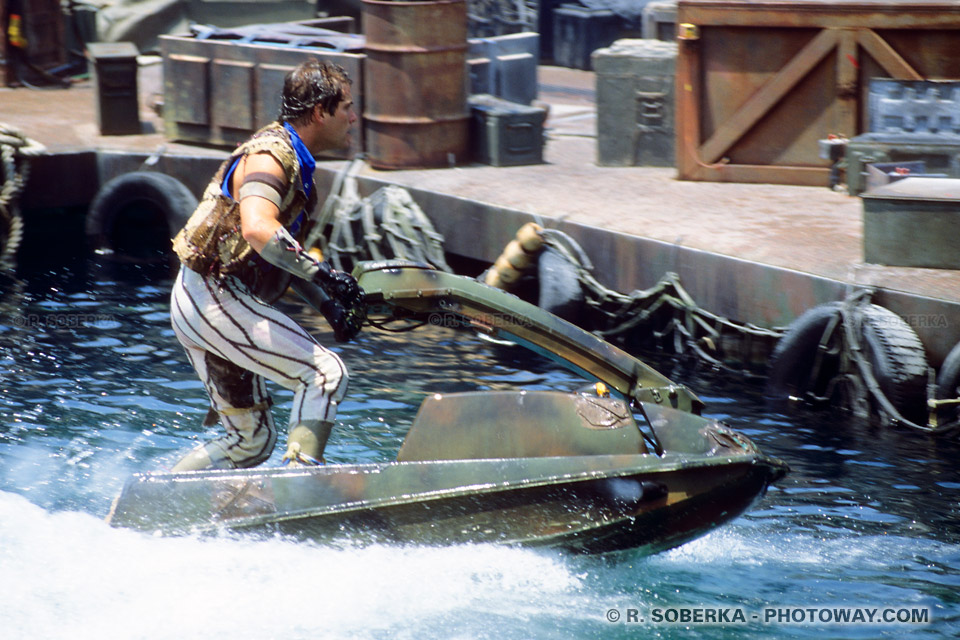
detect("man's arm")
[233,151,362,306]
[236,153,287,253]
[234,152,325,282]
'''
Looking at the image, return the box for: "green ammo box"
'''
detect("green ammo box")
[469,94,546,167]
[861,177,960,269]
[593,39,677,167]
[86,42,141,135]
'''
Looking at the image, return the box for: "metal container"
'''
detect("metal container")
[675,0,960,186]
[2,0,66,86]
[593,39,677,167]
[467,32,539,105]
[469,94,546,167]
[841,78,960,193]
[869,79,960,136]
[159,24,364,156]
[861,177,960,269]
[845,133,960,195]
[362,0,469,169]
[87,42,141,136]
[643,0,677,41]
[552,4,622,71]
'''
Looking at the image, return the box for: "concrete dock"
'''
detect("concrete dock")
[3,59,959,363]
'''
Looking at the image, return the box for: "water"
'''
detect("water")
[1,256,958,639]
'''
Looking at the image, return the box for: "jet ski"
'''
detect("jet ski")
[108,261,788,554]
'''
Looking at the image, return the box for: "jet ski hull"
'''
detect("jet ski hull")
[109,452,786,554]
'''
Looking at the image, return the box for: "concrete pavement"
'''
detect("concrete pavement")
[3,59,959,363]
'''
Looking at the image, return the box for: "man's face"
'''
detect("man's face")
[319,86,357,151]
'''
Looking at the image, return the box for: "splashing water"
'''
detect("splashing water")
[0,258,958,639]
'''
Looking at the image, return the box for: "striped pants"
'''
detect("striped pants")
[170,266,348,468]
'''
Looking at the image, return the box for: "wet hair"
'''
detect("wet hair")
[278,60,352,125]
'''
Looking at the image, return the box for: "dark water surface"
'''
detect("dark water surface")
[1,256,958,639]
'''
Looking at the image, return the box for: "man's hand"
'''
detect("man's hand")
[320,296,366,343]
[313,261,361,303]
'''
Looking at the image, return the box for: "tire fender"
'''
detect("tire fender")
[86,171,198,260]
[767,302,928,422]
[536,244,584,324]
[934,340,960,427]
[858,304,928,424]
[766,302,844,401]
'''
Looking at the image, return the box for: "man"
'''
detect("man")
[168,59,364,471]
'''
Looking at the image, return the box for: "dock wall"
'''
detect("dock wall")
[21,149,960,366]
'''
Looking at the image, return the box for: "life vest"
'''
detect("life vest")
[172,122,319,302]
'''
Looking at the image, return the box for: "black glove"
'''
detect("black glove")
[320,296,366,343]
[313,261,361,304]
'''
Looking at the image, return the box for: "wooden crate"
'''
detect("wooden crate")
[675,0,960,186]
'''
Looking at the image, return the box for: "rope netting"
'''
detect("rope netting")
[537,230,954,434]
[305,161,450,274]
[304,169,953,435]
[539,230,785,377]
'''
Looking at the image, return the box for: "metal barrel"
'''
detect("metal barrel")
[361,0,469,169]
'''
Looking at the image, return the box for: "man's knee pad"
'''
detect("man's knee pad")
[219,401,278,468]
[205,351,259,408]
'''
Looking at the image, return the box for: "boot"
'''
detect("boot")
[282,420,334,466]
[171,441,236,472]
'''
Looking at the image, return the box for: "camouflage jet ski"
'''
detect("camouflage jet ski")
[108,261,788,554]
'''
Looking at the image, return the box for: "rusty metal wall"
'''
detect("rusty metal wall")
[160,33,364,158]
[675,0,960,186]
[361,0,469,169]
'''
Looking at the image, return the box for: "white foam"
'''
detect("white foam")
[0,491,590,640]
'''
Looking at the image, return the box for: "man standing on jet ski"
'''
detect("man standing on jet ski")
[168,59,364,471]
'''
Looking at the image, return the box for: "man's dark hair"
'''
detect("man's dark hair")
[279,60,352,125]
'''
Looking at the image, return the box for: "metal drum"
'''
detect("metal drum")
[362,0,469,169]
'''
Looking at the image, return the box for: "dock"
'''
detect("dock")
[3,59,959,364]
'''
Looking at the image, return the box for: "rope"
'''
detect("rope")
[0,124,46,270]
[540,231,784,378]
[537,230,956,432]
[834,290,945,433]
[305,164,954,433]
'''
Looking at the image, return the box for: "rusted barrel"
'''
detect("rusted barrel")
[362,0,469,169]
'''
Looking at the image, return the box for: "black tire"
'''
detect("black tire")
[859,304,928,424]
[537,244,584,324]
[934,341,960,427]
[86,171,197,262]
[767,302,928,422]
[767,302,844,401]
